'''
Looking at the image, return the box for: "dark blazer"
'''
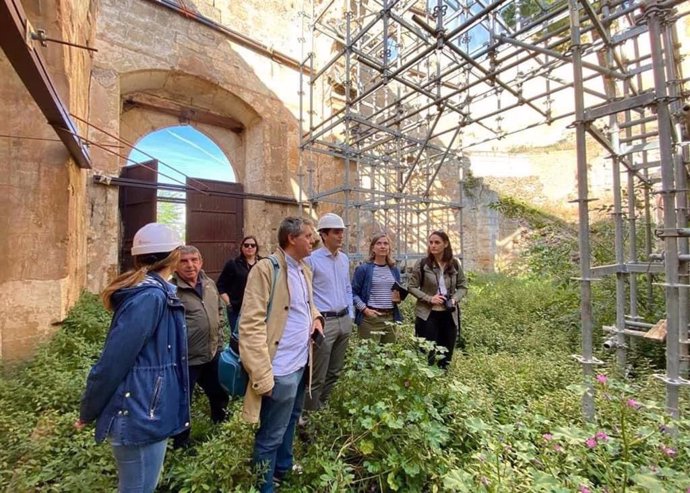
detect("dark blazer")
[217,255,262,311]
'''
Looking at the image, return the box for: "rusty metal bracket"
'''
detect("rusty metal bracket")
[0,0,91,168]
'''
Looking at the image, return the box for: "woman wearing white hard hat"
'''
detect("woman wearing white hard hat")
[75,223,190,493]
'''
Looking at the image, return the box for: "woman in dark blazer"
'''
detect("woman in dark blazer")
[217,235,262,330]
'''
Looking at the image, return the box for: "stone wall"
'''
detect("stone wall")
[0,1,94,361]
[85,0,319,289]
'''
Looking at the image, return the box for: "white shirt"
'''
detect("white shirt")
[272,253,311,376]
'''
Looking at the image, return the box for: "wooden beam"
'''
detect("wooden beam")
[123,93,245,133]
[0,0,91,168]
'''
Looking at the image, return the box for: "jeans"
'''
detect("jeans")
[253,366,306,493]
[111,439,167,493]
[304,315,352,411]
[415,311,457,369]
[173,353,229,448]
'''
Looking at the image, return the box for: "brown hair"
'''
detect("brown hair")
[239,235,260,259]
[426,230,454,269]
[368,233,395,267]
[101,249,181,311]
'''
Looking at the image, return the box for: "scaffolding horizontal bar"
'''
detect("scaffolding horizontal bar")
[584,92,656,121]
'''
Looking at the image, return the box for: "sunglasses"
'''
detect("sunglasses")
[243,243,257,248]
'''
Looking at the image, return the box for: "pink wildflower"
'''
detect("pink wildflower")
[596,374,608,384]
[626,398,641,409]
[661,445,677,457]
[579,486,592,493]
[595,431,609,442]
[553,444,564,453]
[542,433,553,441]
[585,437,597,448]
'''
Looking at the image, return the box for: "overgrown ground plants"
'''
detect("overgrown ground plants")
[2,203,690,490]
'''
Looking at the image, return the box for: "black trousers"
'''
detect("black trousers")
[414,311,458,369]
[173,353,229,447]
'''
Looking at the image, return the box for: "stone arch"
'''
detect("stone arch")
[119,69,262,184]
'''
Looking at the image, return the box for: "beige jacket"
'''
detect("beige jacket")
[238,249,323,423]
[408,258,468,328]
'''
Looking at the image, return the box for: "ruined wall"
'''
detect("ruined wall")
[0,1,94,361]
[467,136,614,223]
[86,0,319,289]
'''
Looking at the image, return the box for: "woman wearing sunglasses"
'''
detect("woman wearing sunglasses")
[217,235,262,330]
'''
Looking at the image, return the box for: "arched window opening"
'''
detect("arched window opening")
[127,126,235,241]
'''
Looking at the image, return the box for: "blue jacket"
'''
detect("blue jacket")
[80,273,190,445]
[351,261,403,325]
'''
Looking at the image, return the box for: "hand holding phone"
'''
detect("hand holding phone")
[311,329,325,348]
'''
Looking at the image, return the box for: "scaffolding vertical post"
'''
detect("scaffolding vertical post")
[663,11,689,377]
[647,0,682,418]
[570,0,595,421]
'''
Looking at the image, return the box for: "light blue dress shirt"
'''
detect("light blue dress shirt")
[272,253,311,377]
[305,247,354,318]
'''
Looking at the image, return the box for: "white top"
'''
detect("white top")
[272,253,311,377]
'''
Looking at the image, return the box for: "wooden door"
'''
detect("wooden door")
[119,160,158,272]
[186,178,244,280]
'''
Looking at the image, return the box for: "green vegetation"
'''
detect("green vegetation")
[1,203,688,491]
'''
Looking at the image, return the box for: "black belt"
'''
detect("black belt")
[321,307,349,319]
[367,306,394,314]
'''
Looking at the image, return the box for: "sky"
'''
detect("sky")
[128,125,235,185]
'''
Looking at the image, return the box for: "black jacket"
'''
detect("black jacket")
[217,255,262,311]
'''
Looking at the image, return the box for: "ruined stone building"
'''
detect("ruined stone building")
[1,0,688,362]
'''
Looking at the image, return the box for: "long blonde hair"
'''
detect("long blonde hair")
[101,249,181,311]
[368,233,395,267]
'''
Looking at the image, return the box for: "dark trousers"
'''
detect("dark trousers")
[414,311,458,369]
[227,306,239,333]
[173,353,229,448]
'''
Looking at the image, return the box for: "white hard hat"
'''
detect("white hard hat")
[317,213,346,230]
[131,223,183,256]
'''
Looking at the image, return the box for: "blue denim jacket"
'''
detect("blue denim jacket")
[351,261,403,325]
[80,273,190,446]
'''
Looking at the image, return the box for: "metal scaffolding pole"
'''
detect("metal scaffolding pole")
[569,0,596,421]
[299,0,690,417]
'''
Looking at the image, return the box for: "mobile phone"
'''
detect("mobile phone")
[311,330,325,348]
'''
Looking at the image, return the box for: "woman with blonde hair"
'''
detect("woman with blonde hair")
[75,223,189,493]
[352,233,404,343]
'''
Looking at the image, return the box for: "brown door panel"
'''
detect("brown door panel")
[119,160,158,272]
[186,178,244,281]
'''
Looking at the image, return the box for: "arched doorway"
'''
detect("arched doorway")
[119,125,244,279]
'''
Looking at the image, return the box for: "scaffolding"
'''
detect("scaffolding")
[299,0,690,417]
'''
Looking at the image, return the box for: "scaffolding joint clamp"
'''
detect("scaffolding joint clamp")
[652,374,690,386]
[655,227,690,238]
[572,355,605,366]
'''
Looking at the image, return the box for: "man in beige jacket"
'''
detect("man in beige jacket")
[239,217,324,493]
